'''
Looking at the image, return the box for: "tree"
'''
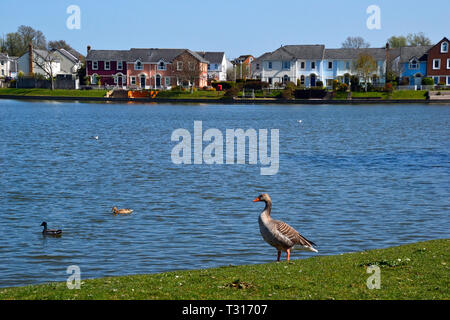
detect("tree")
[1,26,47,57]
[32,51,59,90]
[406,32,431,46]
[388,35,407,48]
[354,53,377,92]
[341,36,370,49]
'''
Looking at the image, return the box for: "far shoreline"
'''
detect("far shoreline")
[1,94,450,105]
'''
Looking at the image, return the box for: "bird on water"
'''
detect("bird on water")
[40,222,62,236]
[253,193,318,261]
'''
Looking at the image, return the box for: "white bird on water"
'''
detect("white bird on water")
[92,135,99,140]
[298,120,302,124]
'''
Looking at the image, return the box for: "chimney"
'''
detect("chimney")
[87,45,91,55]
[29,42,33,75]
[385,42,390,83]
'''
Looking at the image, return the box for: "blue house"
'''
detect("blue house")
[393,46,432,86]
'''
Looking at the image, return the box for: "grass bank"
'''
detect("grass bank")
[0,88,108,97]
[0,239,448,300]
[348,90,428,100]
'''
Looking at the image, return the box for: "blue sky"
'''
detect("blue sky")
[1,0,449,59]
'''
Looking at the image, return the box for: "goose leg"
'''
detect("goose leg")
[277,251,281,262]
[286,249,291,261]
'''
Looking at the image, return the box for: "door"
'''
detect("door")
[156,75,161,88]
[310,74,316,87]
[140,75,146,88]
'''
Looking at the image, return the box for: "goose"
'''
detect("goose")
[40,222,62,236]
[112,207,133,215]
[253,193,318,261]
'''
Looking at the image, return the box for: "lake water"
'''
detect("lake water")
[0,99,449,287]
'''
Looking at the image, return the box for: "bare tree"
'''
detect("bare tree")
[33,50,59,90]
[354,53,377,91]
[342,36,370,49]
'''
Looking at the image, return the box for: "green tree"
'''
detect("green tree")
[388,35,407,48]
[406,32,431,46]
[354,54,377,92]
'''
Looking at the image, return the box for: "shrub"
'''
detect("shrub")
[316,80,323,88]
[280,88,294,100]
[422,77,434,85]
[224,86,239,98]
[337,83,349,92]
[332,80,339,91]
[384,83,394,93]
[400,77,410,86]
[211,81,235,90]
[350,75,361,92]
[243,80,269,90]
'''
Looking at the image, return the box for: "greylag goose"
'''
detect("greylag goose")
[112,207,133,215]
[40,222,62,236]
[253,193,318,261]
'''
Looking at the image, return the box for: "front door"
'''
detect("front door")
[156,75,161,88]
[310,74,316,87]
[140,76,146,88]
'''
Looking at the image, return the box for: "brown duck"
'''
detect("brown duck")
[112,207,133,215]
[253,193,318,261]
[40,222,62,236]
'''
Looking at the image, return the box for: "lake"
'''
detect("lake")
[0,99,449,287]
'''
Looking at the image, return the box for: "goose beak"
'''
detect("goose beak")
[253,198,260,202]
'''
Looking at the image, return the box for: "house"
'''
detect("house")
[85,46,129,87]
[52,48,82,75]
[426,37,450,85]
[0,53,18,79]
[323,47,388,88]
[250,52,271,80]
[86,46,209,89]
[196,51,230,81]
[392,46,431,86]
[232,55,254,80]
[255,45,325,87]
[17,44,61,77]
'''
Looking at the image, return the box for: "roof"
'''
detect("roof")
[86,48,209,63]
[196,51,224,64]
[263,45,325,61]
[398,45,432,63]
[56,48,81,63]
[324,47,387,60]
[33,49,61,62]
[252,52,271,65]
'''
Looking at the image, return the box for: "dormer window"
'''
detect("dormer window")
[135,60,143,70]
[409,58,419,70]
[441,42,448,53]
[158,61,166,70]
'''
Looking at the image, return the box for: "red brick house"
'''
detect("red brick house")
[426,37,450,85]
[85,46,129,87]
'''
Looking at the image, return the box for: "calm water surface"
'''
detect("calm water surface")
[0,100,449,287]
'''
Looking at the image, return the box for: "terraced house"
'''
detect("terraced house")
[86,47,209,89]
[426,37,450,85]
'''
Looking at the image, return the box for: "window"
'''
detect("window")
[130,76,136,85]
[105,61,111,70]
[165,77,171,86]
[177,61,183,71]
[447,76,450,85]
[117,61,123,70]
[158,61,166,70]
[214,64,218,69]
[433,59,441,70]
[92,61,98,70]
[328,61,333,69]
[1,70,4,76]
[447,58,450,69]
[0,61,4,66]
[300,61,305,69]
[311,61,316,69]
[409,59,419,70]
[188,62,195,71]
[300,75,305,85]
[283,61,290,70]
[135,61,143,70]
[122,76,126,85]
[283,75,290,83]
[441,42,449,53]
[256,63,260,70]
[207,64,210,70]
[268,61,272,69]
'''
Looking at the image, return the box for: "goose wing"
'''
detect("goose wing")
[275,220,316,247]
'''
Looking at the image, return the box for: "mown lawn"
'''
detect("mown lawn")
[350,90,427,100]
[156,90,225,99]
[0,239,447,300]
[0,88,108,97]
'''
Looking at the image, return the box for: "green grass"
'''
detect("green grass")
[350,90,427,100]
[0,88,108,97]
[351,91,386,99]
[0,239,448,300]
[333,91,349,100]
[156,90,225,99]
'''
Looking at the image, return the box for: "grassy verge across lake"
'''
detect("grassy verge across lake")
[0,239,448,300]
[0,88,108,97]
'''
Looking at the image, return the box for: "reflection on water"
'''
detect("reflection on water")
[0,100,449,287]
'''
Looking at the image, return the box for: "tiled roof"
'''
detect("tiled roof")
[264,45,325,61]
[324,47,387,60]
[398,45,432,63]
[87,48,209,63]
[86,49,130,61]
[196,51,224,64]
[57,48,80,63]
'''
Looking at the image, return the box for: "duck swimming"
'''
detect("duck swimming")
[40,222,62,236]
[254,193,318,261]
[112,207,133,215]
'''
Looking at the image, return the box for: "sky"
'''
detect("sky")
[1,0,449,59]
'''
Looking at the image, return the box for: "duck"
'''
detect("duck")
[112,207,133,215]
[253,193,318,261]
[40,222,62,236]
[91,135,99,140]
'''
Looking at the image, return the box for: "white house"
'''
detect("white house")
[196,51,231,81]
[0,53,18,78]
[18,46,61,77]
